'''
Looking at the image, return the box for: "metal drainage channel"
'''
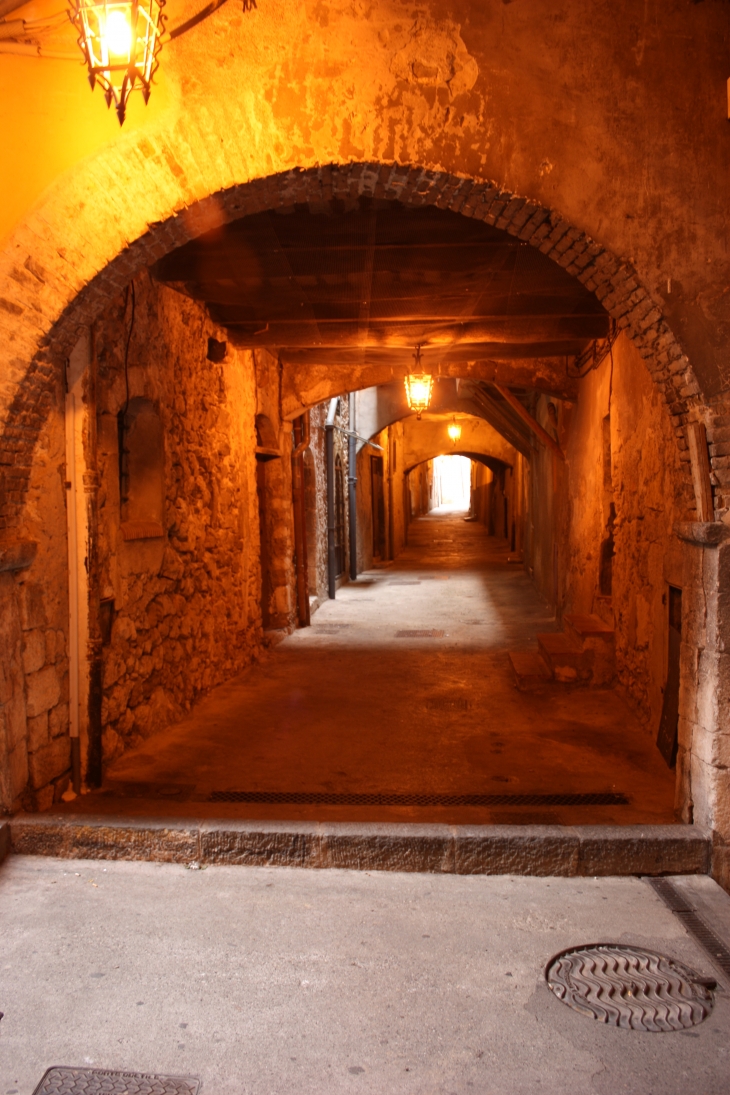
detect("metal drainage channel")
[545,944,716,1032]
[207,790,629,806]
[395,629,445,638]
[648,877,730,979]
[32,1067,199,1095]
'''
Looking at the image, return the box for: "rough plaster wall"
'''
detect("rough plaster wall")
[563,334,692,731]
[400,413,516,472]
[94,275,261,763]
[2,1,729,396]
[471,462,494,527]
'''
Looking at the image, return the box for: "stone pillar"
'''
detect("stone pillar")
[676,523,730,891]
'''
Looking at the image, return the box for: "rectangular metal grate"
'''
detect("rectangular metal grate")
[647,877,730,979]
[426,696,470,710]
[396,629,445,638]
[207,790,629,807]
[33,1067,200,1095]
[389,580,421,585]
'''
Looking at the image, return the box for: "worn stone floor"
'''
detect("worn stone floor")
[59,509,675,825]
[1,855,729,1095]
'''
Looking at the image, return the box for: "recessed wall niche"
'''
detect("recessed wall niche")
[118,397,165,541]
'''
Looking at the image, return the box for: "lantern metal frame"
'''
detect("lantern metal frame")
[404,345,434,420]
[70,0,166,124]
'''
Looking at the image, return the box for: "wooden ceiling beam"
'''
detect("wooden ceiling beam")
[213,316,608,343]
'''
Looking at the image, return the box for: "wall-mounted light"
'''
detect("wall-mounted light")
[447,416,462,445]
[404,345,433,420]
[54,0,257,124]
[70,0,166,124]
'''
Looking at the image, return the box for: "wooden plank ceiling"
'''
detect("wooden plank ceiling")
[153,199,609,371]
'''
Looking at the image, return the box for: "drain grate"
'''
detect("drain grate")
[102,782,194,800]
[648,878,730,979]
[207,790,629,806]
[389,580,421,585]
[32,1067,200,1095]
[395,629,445,638]
[545,944,715,1031]
[425,695,470,710]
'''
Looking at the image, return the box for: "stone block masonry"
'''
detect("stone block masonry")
[8,816,711,878]
[94,274,263,765]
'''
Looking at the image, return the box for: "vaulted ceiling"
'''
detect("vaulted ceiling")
[153,198,609,373]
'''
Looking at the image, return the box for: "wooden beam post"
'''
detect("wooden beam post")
[686,421,714,522]
[493,384,565,461]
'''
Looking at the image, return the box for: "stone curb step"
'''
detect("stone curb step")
[3,816,710,877]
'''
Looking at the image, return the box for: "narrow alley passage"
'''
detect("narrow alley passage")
[59,509,675,827]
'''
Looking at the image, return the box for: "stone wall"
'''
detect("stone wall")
[253,348,296,633]
[304,398,350,601]
[524,332,693,736]
[566,335,691,730]
[0,375,74,811]
[94,274,261,764]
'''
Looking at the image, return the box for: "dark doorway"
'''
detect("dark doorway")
[371,455,386,560]
[657,585,682,768]
[334,455,346,578]
[255,461,273,629]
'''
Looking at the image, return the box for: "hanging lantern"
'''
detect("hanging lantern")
[447,416,462,445]
[404,346,434,420]
[70,0,166,125]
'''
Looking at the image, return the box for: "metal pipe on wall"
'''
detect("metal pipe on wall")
[291,412,311,627]
[348,392,357,582]
[325,397,338,599]
[65,345,85,794]
[85,326,103,789]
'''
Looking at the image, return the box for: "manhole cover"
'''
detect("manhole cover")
[545,944,716,1031]
[32,1067,200,1095]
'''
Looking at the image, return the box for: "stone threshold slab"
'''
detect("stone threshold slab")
[6,815,710,877]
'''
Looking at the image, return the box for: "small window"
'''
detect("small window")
[118,398,165,541]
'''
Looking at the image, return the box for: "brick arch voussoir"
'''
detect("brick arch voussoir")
[0,161,704,532]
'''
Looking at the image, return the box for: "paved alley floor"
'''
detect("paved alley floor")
[61,509,675,825]
[1,855,729,1095]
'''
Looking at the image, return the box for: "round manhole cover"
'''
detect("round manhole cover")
[545,944,716,1032]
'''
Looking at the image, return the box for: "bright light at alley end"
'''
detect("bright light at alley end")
[404,346,434,420]
[447,417,462,445]
[70,0,166,125]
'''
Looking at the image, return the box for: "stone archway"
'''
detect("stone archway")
[0,163,704,535]
[1,162,727,889]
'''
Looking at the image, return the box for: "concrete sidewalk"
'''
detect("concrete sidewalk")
[1,855,728,1094]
